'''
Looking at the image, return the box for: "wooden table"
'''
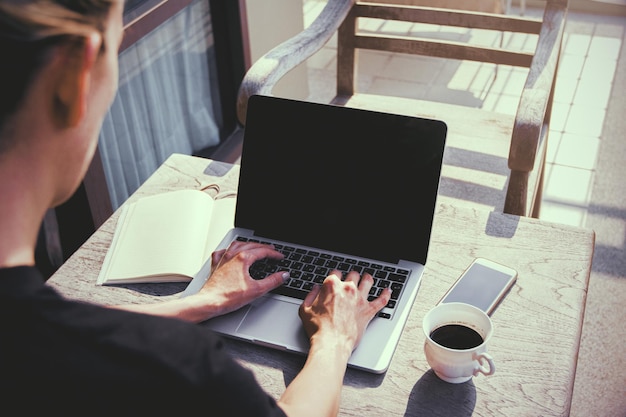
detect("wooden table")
[48,153,594,416]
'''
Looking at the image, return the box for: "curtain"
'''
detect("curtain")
[99,0,222,210]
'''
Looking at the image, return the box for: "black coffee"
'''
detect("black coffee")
[429,324,484,350]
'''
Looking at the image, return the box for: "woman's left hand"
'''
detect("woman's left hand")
[197,240,289,317]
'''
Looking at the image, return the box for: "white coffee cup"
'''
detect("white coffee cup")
[422,302,495,383]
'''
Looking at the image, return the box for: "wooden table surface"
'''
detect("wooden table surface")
[48,153,594,416]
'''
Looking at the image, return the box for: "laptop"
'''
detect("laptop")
[182,95,447,374]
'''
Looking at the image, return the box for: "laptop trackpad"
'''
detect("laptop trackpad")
[237,297,309,351]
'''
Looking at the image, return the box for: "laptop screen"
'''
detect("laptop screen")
[236,95,447,265]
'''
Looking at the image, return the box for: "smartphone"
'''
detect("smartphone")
[439,258,517,315]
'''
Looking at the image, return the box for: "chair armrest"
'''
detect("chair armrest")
[508,0,568,171]
[236,0,354,125]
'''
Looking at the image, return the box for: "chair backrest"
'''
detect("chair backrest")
[237,0,565,121]
[335,2,549,96]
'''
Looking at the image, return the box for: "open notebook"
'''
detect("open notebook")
[183,95,447,373]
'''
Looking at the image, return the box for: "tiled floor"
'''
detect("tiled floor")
[300,2,626,416]
[544,9,624,228]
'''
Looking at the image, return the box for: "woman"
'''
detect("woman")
[0,1,390,416]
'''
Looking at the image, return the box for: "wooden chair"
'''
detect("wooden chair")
[236,0,568,217]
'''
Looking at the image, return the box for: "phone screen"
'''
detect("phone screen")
[441,261,516,313]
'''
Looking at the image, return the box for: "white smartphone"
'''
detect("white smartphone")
[439,258,517,315]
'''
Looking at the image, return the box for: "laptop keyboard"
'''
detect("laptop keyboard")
[236,236,409,319]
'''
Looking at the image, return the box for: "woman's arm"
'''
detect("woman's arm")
[111,241,288,322]
[278,272,391,417]
[115,246,391,417]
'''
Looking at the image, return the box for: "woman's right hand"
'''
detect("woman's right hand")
[298,270,391,353]
[277,271,391,417]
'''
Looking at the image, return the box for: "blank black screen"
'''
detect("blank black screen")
[236,95,447,264]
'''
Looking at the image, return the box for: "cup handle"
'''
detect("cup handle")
[473,352,495,377]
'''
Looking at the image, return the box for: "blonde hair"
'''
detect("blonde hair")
[0,0,120,146]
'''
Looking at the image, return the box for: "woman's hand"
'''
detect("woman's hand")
[298,270,391,353]
[110,240,288,323]
[197,240,289,317]
[277,270,391,417]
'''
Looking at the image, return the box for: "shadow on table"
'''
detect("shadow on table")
[485,210,520,239]
[116,282,188,297]
[404,370,476,417]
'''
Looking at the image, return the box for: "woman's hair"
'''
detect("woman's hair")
[0,0,119,149]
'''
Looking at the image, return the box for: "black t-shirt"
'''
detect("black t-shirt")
[0,266,287,417]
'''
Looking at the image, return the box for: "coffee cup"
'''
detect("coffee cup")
[422,302,495,383]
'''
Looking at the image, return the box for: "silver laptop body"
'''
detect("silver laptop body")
[183,95,447,374]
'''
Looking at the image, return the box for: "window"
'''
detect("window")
[52,0,246,263]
